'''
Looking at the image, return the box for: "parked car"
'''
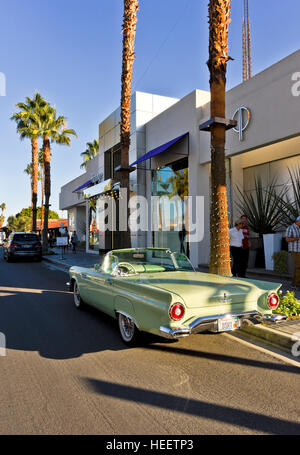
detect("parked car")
[67,247,286,345]
[0,231,6,246]
[3,232,42,262]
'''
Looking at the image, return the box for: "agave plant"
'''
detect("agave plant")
[235,176,288,235]
[275,166,300,225]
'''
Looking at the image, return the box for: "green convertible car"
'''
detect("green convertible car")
[67,247,286,345]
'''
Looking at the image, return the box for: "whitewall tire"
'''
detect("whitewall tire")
[118,313,139,346]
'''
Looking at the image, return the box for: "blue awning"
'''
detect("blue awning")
[72,179,92,193]
[130,133,188,167]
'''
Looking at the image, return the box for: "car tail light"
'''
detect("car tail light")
[10,242,18,248]
[34,242,41,247]
[267,293,279,310]
[169,303,185,321]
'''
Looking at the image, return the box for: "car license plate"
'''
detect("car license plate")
[218,317,239,332]
[22,245,31,248]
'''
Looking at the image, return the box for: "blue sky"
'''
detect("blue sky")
[0,0,299,220]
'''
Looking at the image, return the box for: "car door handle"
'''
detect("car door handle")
[105,279,113,285]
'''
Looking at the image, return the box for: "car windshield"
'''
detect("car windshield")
[102,248,194,274]
[13,234,39,242]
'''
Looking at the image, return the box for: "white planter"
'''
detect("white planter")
[263,233,283,271]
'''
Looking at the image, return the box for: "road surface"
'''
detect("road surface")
[0,252,299,435]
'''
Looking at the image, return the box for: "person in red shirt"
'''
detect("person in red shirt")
[241,215,250,278]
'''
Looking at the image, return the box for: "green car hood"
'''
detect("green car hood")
[138,271,281,309]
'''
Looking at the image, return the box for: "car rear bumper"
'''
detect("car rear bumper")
[159,311,287,339]
[9,251,41,258]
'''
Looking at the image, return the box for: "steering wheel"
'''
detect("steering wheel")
[117,262,137,276]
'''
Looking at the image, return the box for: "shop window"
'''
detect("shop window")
[152,158,189,256]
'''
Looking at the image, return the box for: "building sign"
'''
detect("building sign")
[232,106,251,141]
[56,237,68,246]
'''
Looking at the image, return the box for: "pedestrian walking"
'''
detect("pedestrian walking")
[71,231,78,253]
[286,216,300,289]
[241,214,251,277]
[229,220,244,277]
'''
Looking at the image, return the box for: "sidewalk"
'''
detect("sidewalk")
[42,247,102,270]
[239,320,300,355]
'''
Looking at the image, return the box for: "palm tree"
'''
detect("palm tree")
[11,93,48,232]
[0,203,6,229]
[39,105,77,251]
[120,0,139,248]
[24,163,33,226]
[24,163,42,230]
[207,0,232,276]
[38,149,45,232]
[80,140,99,169]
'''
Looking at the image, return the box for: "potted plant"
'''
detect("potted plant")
[235,176,287,270]
[274,166,300,225]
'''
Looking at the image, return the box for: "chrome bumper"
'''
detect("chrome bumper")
[159,311,287,339]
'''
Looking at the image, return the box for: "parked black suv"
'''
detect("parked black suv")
[3,232,42,262]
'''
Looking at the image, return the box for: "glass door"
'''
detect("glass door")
[152,158,189,256]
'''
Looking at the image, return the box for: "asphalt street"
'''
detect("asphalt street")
[0,251,299,435]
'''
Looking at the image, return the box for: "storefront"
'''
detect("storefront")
[60,49,300,266]
[59,91,179,253]
[143,50,300,267]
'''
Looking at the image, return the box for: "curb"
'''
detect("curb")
[42,256,70,271]
[239,324,298,354]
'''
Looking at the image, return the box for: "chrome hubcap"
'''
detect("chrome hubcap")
[119,315,135,341]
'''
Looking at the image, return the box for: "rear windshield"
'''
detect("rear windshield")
[13,234,39,242]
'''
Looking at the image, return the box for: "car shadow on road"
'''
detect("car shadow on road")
[1,283,300,376]
[82,377,300,435]
[0,284,130,359]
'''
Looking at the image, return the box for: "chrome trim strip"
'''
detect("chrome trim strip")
[159,310,261,339]
[115,310,140,330]
[262,314,287,323]
[189,311,260,333]
[159,326,191,339]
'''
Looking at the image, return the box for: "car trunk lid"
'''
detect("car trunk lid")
[139,271,280,309]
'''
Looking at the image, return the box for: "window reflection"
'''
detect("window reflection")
[152,158,189,256]
[89,196,99,250]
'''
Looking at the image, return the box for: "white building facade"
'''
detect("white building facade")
[60,50,300,265]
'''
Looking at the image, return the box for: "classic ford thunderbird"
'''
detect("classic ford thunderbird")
[67,248,285,345]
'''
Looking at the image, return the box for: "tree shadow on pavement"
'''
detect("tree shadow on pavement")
[142,341,300,375]
[82,377,300,435]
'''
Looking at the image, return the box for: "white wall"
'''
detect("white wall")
[199,49,300,164]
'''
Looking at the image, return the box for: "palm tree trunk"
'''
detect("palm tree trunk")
[41,163,44,232]
[207,0,232,276]
[31,137,39,232]
[120,0,139,248]
[42,135,51,252]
